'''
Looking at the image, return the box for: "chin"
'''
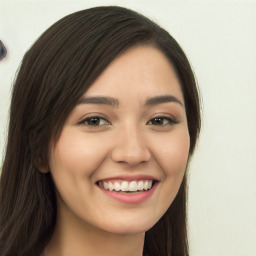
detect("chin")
[100,217,158,236]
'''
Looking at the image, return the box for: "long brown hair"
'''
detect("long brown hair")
[0,6,200,256]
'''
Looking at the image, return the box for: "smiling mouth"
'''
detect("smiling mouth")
[97,180,156,193]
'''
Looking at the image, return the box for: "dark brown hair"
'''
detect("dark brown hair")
[0,6,200,256]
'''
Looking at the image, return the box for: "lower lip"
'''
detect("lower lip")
[98,183,157,204]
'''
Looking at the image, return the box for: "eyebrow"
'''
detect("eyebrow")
[78,96,119,108]
[77,94,183,108]
[145,95,183,107]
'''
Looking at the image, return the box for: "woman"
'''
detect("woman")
[0,6,200,256]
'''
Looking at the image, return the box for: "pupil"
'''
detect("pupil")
[89,118,99,125]
[154,118,163,125]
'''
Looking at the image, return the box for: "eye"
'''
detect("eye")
[79,116,111,126]
[147,117,178,126]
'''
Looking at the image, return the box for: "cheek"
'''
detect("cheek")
[156,129,190,176]
[153,128,190,200]
[49,127,110,176]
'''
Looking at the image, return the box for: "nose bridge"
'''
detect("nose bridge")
[111,120,151,165]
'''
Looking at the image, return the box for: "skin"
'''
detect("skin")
[42,46,190,256]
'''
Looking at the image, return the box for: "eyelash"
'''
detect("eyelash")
[147,116,179,126]
[78,115,178,127]
[78,116,110,127]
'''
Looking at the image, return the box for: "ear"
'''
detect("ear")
[29,130,50,173]
[37,166,49,174]
[34,158,50,174]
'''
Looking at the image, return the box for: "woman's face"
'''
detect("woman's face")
[48,46,190,235]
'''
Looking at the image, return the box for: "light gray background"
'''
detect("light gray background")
[1,0,256,255]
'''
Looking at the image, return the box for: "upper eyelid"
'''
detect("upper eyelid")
[147,116,179,124]
[78,113,110,122]
[148,113,178,121]
[77,116,111,127]
[78,114,178,125]
[75,103,181,119]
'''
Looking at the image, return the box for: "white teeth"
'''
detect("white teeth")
[114,182,121,191]
[103,181,108,189]
[143,181,149,190]
[98,180,154,192]
[129,181,137,192]
[120,181,129,191]
[108,182,114,191]
[137,181,144,191]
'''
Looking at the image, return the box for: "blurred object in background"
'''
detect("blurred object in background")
[0,40,7,61]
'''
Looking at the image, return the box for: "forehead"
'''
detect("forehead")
[84,46,184,105]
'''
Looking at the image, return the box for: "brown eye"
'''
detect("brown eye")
[147,117,178,126]
[150,118,165,125]
[81,117,110,126]
[87,118,101,125]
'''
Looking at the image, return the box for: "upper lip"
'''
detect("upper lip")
[96,175,160,183]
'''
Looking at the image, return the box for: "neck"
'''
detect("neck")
[42,200,145,256]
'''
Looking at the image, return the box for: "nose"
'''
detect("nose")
[111,124,151,166]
